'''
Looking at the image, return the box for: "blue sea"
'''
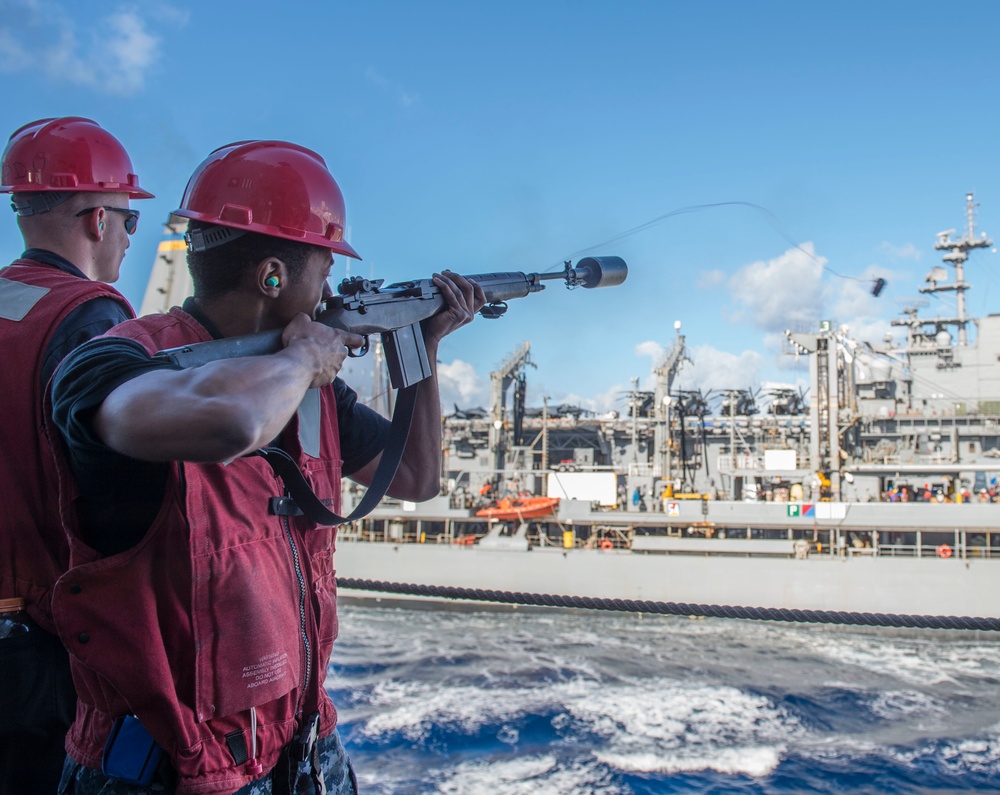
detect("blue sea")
[326,603,1000,794]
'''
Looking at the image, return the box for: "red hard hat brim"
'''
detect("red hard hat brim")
[0,183,155,200]
[172,207,362,260]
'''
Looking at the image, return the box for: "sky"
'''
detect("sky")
[3,0,1000,415]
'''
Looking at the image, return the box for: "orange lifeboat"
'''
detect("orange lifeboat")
[475,495,560,521]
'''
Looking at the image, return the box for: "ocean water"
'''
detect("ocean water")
[326,603,1000,794]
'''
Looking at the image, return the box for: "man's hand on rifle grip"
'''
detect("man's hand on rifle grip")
[281,313,367,389]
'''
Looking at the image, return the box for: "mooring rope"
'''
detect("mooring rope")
[337,578,1000,632]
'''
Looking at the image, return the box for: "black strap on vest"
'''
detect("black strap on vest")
[225,730,249,766]
[254,382,419,526]
[270,712,325,795]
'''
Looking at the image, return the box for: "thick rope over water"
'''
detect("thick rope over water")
[337,578,1000,632]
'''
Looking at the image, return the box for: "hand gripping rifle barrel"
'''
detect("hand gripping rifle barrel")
[155,256,627,389]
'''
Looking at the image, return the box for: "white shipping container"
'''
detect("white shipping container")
[547,472,618,506]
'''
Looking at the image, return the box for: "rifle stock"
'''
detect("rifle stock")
[155,256,627,388]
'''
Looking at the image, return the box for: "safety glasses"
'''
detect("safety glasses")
[76,206,140,235]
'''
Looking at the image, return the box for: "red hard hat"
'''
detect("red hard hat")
[173,140,360,259]
[0,117,153,198]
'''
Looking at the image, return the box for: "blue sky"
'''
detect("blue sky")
[3,0,1000,413]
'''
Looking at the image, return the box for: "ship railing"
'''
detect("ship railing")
[626,462,656,477]
[716,454,763,473]
[861,453,958,466]
[852,540,997,559]
[867,544,977,558]
[336,520,425,545]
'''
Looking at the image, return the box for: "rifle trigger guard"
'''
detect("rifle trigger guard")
[480,302,508,320]
[347,336,370,358]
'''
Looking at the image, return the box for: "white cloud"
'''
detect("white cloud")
[724,243,903,371]
[106,11,158,76]
[0,2,165,94]
[150,4,191,27]
[365,65,420,108]
[0,29,25,72]
[826,262,897,348]
[566,383,628,415]
[727,242,828,332]
[632,339,765,399]
[635,340,667,362]
[697,268,726,288]
[770,330,813,372]
[437,359,488,412]
[676,345,764,393]
[591,383,630,414]
[724,243,894,344]
[364,65,389,89]
[878,241,922,261]
[522,376,629,416]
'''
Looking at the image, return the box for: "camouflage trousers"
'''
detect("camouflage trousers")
[57,729,358,795]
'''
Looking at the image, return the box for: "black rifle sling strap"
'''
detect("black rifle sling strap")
[254,382,419,526]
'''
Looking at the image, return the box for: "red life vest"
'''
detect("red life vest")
[0,258,132,632]
[51,307,344,795]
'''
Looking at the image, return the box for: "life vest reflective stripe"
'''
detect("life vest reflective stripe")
[0,260,131,633]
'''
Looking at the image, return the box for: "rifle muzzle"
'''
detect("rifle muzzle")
[570,256,628,289]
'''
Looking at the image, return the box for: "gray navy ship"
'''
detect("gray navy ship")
[141,196,1000,620]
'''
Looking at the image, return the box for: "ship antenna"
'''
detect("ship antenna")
[928,192,992,346]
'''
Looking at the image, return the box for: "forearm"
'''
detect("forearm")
[384,340,444,501]
[96,347,317,462]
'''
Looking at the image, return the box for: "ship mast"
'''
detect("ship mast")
[488,342,533,486]
[653,320,691,481]
[926,193,992,346]
[139,215,192,316]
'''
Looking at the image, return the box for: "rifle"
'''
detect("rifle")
[155,256,627,388]
[152,256,626,525]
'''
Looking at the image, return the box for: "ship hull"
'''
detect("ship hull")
[335,539,999,619]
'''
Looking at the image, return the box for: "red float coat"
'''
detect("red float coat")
[51,308,343,795]
[0,258,132,632]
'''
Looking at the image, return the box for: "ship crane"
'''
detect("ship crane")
[785,326,842,499]
[654,320,692,481]
[488,342,534,489]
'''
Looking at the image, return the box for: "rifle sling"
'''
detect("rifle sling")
[255,382,418,526]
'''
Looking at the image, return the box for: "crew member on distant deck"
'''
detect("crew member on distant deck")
[0,117,153,794]
[49,140,486,794]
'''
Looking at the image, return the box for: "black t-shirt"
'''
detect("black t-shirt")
[17,248,132,391]
[51,311,390,556]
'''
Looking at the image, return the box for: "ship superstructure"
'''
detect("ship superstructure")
[401,194,1000,507]
[334,195,1000,617]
